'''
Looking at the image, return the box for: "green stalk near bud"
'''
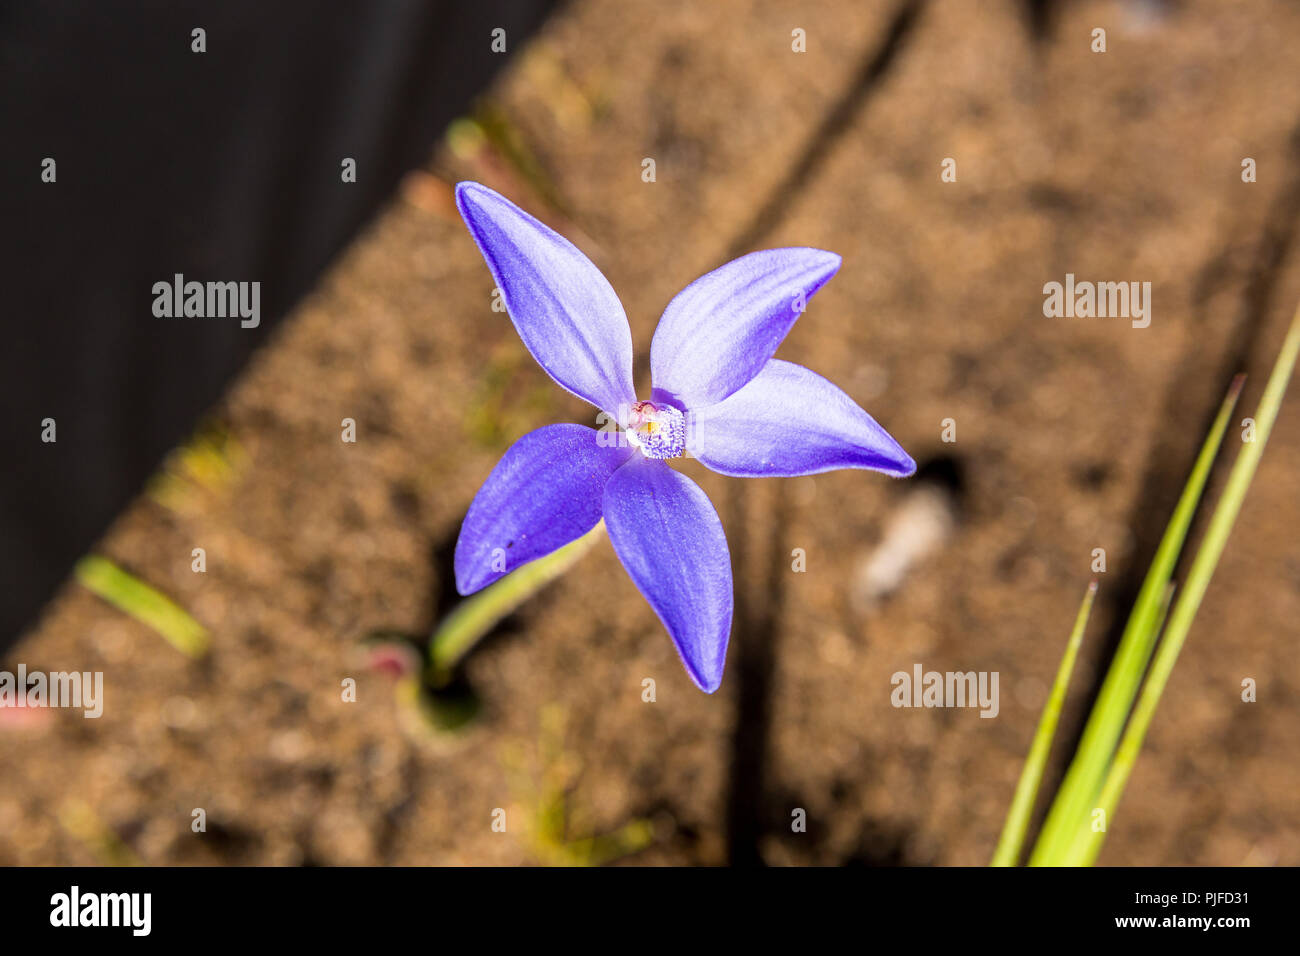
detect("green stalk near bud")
[427,522,606,686]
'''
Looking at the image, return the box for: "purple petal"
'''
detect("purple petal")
[690,360,915,478]
[650,248,841,409]
[602,457,733,693]
[456,182,636,415]
[455,424,631,594]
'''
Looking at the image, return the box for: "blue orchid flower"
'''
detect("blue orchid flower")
[453,182,915,693]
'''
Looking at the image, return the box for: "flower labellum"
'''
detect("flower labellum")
[625,401,686,460]
[453,181,915,693]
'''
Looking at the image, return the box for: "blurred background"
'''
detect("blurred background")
[2,0,1299,865]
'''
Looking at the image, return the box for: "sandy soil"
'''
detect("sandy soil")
[3,0,1299,865]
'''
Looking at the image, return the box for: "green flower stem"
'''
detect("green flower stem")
[990,578,1097,866]
[427,522,606,685]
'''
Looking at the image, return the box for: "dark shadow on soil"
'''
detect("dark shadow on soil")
[1048,117,1300,815]
[0,0,563,652]
[724,484,792,866]
[722,0,928,866]
[1018,0,1061,43]
[728,0,928,257]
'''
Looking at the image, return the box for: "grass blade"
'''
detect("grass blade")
[1030,374,1244,864]
[1068,583,1175,864]
[991,579,1098,866]
[1069,302,1300,865]
[75,555,209,658]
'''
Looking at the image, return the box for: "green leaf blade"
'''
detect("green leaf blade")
[991,579,1097,866]
[1030,374,1244,865]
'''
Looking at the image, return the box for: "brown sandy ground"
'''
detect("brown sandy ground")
[2,0,1299,865]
